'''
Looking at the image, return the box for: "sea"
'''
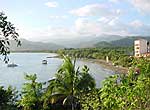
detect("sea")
[0,53,113,90]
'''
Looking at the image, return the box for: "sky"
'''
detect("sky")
[0,0,150,42]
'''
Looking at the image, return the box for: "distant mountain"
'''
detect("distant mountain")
[95,36,150,47]
[10,39,64,51]
[94,41,113,47]
[47,34,124,48]
[10,35,150,51]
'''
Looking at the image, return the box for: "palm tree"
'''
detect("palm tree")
[45,56,96,110]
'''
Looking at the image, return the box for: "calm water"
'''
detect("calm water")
[0,53,113,89]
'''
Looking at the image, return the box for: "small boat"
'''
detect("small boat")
[46,55,59,58]
[42,60,47,64]
[7,63,18,67]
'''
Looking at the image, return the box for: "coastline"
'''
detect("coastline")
[11,52,128,74]
[81,58,128,74]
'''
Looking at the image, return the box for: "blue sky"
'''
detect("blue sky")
[0,0,150,41]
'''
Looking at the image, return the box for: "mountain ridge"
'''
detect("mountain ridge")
[95,36,150,47]
[10,35,150,51]
[46,34,125,48]
[10,38,64,51]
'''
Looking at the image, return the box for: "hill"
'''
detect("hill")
[47,34,124,48]
[94,41,113,47]
[95,36,150,47]
[9,36,150,51]
[10,39,64,52]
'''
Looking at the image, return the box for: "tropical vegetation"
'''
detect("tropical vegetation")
[1,12,150,110]
[81,58,150,110]
[42,56,95,110]
[1,56,150,110]
[56,47,134,67]
[0,12,21,63]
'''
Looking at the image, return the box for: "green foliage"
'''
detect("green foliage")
[80,89,101,110]
[95,37,150,48]
[18,74,43,110]
[0,12,21,62]
[100,74,149,110]
[4,9,150,110]
[44,56,96,110]
[81,59,150,110]
[0,86,18,110]
[0,56,95,110]
[56,47,134,68]
[2,47,150,110]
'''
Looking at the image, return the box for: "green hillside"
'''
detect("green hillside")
[95,36,150,47]
[94,41,113,47]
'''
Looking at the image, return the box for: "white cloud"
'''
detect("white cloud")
[49,15,67,19]
[109,0,120,3]
[18,26,77,42]
[74,17,129,36]
[45,1,58,8]
[130,20,143,28]
[98,17,110,23]
[18,18,150,42]
[74,16,150,37]
[128,19,150,36]
[108,17,119,26]
[69,3,121,17]
[130,0,150,13]
[75,18,101,35]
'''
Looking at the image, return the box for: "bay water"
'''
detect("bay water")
[0,53,113,89]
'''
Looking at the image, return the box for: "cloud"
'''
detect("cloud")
[130,0,150,13]
[75,18,101,35]
[74,17,129,36]
[69,3,121,17]
[18,26,77,42]
[128,19,150,36]
[74,17,150,37]
[49,15,67,19]
[98,17,110,23]
[18,18,150,42]
[45,1,58,8]
[107,17,119,26]
[109,0,120,3]
[130,20,143,28]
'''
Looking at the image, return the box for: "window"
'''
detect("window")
[135,44,139,46]
[136,47,140,49]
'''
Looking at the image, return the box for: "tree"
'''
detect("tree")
[0,12,20,62]
[0,12,20,110]
[44,56,96,110]
[80,88,102,110]
[0,86,18,110]
[99,73,147,110]
[83,59,150,110]
[18,74,43,110]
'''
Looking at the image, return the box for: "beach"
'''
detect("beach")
[81,59,128,74]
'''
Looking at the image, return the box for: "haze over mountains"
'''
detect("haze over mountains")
[10,39,64,51]
[10,35,150,51]
[47,34,125,48]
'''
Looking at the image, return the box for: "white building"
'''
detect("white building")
[134,39,148,57]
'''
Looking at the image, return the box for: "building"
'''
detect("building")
[134,39,148,57]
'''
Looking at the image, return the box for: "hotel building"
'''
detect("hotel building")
[134,39,150,57]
